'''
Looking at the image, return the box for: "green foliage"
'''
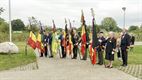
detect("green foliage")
[140,24,142,30]
[11,19,25,31]
[101,17,119,31]
[128,25,139,32]
[0,7,5,15]
[0,17,9,33]
[26,24,39,32]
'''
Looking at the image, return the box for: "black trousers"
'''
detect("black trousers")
[82,48,87,60]
[73,46,78,58]
[40,52,43,57]
[61,46,66,58]
[49,45,53,57]
[117,49,121,58]
[44,46,48,57]
[98,51,103,65]
[121,49,128,65]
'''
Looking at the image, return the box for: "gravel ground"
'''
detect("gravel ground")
[0,57,140,80]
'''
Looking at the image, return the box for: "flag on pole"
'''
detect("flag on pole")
[63,18,68,53]
[81,10,87,56]
[52,20,56,33]
[36,32,44,53]
[90,8,98,65]
[27,31,36,49]
[51,20,59,56]
[68,19,73,54]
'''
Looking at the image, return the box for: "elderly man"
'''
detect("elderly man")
[120,29,131,67]
[97,32,106,65]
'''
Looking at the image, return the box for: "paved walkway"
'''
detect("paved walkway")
[135,42,142,45]
[0,57,140,80]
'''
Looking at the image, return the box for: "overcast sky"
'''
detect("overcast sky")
[0,0,142,29]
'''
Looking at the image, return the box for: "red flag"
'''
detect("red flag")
[89,44,97,65]
[36,32,45,53]
[27,31,36,49]
[90,8,97,65]
[81,10,87,56]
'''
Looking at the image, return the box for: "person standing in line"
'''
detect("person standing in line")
[120,29,131,67]
[116,32,123,61]
[59,30,66,58]
[47,32,53,58]
[97,32,106,65]
[43,31,48,57]
[130,34,135,52]
[72,30,79,59]
[105,31,116,68]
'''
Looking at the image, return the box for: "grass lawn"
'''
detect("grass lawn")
[112,45,142,67]
[0,41,36,71]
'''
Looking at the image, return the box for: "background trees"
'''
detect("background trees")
[128,25,139,32]
[101,17,117,31]
[11,19,25,31]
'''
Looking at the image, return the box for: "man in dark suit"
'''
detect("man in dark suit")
[120,29,131,67]
[72,30,79,59]
[47,32,53,58]
[97,32,106,65]
[43,32,48,57]
[59,31,66,58]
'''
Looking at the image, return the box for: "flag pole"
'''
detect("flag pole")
[90,8,97,65]
[9,0,12,42]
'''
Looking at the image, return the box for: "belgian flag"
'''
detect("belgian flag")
[36,32,44,53]
[90,8,98,65]
[81,10,87,57]
[27,31,36,49]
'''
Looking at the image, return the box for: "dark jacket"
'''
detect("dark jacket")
[130,36,135,45]
[47,33,52,45]
[97,37,106,51]
[72,34,79,47]
[120,33,130,50]
[105,37,116,54]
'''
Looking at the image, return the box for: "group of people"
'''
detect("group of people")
[38,28,135,68]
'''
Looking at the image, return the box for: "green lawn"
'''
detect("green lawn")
[113,45,142,67]
[0,42,36,71]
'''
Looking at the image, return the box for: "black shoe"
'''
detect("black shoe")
[81,58,87,60]
[99,63,103,65]
[62,56,66,58]
[97,63,100,65]
[123,64,127,67]
[121,64,127,67]
[40,55,43,57]
[49,56,53,58]
[72,57,77,59]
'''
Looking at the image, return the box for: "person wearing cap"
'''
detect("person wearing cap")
[97,31,106,65]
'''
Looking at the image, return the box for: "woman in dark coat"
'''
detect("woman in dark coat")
[105,31,116,68]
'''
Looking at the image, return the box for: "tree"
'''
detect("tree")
[0,7,5,15]
[0,17,9,33]
[128,25,139,32]
[101,17,118,31]
[140,24,142,30]
[11,19,25,31]
[27,17,39,32]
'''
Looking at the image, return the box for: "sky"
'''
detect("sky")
[0,0,142,29]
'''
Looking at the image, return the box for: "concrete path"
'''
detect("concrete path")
[135,42,142,45]
[0,57,140,80]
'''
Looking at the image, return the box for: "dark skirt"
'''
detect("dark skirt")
[105,52,114,61]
